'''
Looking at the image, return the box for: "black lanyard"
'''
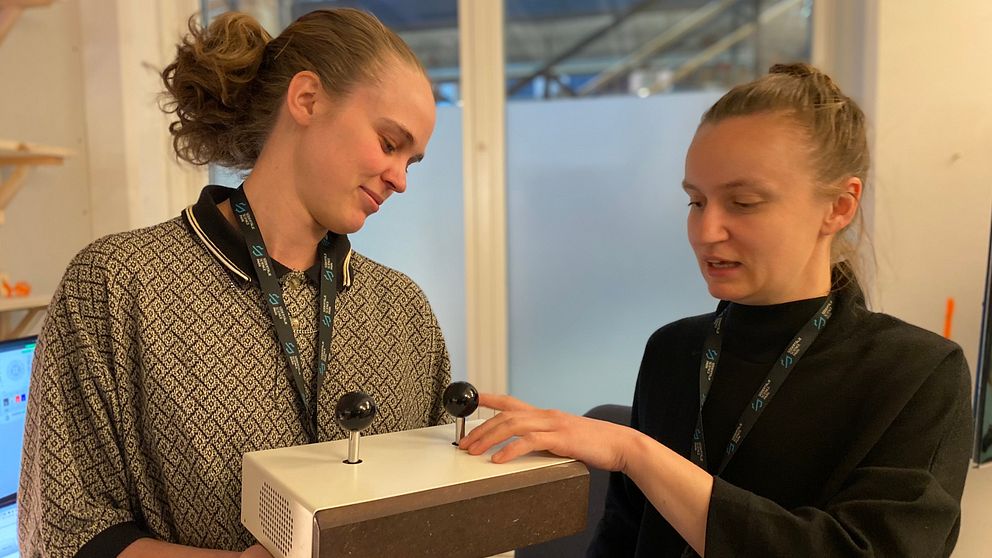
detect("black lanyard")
[230,186,336,443]
[690,295,834,475]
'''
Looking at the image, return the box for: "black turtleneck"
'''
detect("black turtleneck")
[589,281,973,558]
[703,296,828,472]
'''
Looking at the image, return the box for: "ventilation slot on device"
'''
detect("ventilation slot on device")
[259,481,293,557]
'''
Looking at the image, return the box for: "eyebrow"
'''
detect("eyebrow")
[378,118,425,164]
[682,179,769,192]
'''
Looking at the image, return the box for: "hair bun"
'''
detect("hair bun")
[768,62,818,79]
[161,12,272,168]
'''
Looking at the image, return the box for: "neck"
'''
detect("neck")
[219,170,326,271]
[752,246,833,305]
[737,286,831,307]
[723,294,830,361]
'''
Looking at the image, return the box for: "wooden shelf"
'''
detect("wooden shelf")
[0,139,71,225]
[0,293,49,340]
[0,139,71,165]
[0,294,48,312]
[0,0,58,341]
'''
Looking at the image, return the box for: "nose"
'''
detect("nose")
[382,162,407,194]
[689,205,730,245]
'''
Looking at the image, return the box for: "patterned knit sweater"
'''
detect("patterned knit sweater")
[18,188,451,556]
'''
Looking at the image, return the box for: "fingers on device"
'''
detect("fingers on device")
[241,384,589,558]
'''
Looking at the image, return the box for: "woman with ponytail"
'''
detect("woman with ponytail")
[20,9,448,558]
[461,63,973,557]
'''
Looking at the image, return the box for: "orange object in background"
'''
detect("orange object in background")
[943,297,955,339]
[0,276,31,298]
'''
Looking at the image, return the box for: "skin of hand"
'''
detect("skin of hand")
[459,393,714,556]
[458,393,643,471]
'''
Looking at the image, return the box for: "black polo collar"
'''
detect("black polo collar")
[182,185,353,289]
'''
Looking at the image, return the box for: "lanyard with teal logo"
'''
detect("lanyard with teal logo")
[691,294,834,475]
[681,294,834,558]
[230,186,336,443]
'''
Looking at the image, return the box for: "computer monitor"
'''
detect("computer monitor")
[0,336,36,558]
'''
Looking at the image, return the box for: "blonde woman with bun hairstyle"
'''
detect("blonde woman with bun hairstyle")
[462,63,973,558]
[20,9,449,558]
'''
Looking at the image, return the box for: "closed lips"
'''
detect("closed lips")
[360,186,384,205]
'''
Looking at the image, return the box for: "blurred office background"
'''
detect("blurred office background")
[0,1,990,555]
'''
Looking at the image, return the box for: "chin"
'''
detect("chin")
[321,213,367,235]
[342,222,366,235]
[706,283,751,304]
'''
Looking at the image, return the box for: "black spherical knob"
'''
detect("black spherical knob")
[443,381,479,418]
[335,392,377,432]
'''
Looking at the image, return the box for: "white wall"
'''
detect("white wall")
[0,0,203,337]
[872,1,992,377]
[0,0,92,301]
[816,2,992,553]
[79,0,204,239]
[867,1,992,556]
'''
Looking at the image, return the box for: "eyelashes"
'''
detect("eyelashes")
[685,200,763,210]
[380,134,422,173]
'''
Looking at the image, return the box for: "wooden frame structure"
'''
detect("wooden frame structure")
[0,140,66,338]
[0,294,48,339]
[0,139,71,225]
[0,2,64,339]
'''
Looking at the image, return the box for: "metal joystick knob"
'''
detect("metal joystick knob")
[335,392,376,464]
[442,381,479,446]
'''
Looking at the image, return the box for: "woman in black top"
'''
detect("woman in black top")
[460,63,973,557]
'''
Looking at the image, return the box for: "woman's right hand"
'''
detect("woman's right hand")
[458,393,712,557]
[458,393,644,472]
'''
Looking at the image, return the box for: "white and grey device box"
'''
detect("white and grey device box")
[241,420,589,558]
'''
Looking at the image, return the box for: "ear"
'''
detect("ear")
[285,70,322,126]
[821,177,863,236]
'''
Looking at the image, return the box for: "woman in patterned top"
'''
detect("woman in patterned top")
[20,8,450,558]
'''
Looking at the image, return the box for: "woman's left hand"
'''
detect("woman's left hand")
[458,393,640,472]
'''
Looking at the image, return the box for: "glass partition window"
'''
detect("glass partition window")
[505,0,814,414]
[505,0,813,101]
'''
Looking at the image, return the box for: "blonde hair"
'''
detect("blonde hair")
[161,9,426,169]
[701,62,871,289]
